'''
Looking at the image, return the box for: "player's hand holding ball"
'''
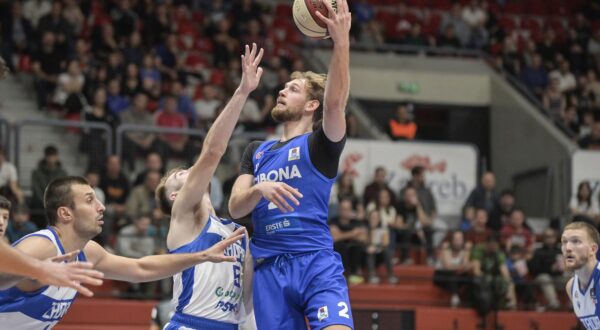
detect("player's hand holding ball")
[293,0,351,43]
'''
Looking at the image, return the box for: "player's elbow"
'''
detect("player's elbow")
[228,198,245,219]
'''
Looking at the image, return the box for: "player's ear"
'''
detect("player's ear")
[169,191,178,201]
[57,206,73,222]
[305,99,320,113]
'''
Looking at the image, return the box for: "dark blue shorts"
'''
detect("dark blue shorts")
[253,250,354,330]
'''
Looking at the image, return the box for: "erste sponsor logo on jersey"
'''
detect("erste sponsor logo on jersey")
[42,301,72,320]
[581,316,600,330]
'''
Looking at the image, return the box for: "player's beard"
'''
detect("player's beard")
[565,253,589,271]
[271,104,303,123]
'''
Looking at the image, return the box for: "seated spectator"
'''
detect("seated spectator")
[527,228,565,310]
[470,235,517,313]
[519,53,548,98]
[464,208,493,245]
[116,214,157,298]
[168,81,196,123]
[0,146,24,206]
[434,230,472,308]
[388,104,417,140]
[542,76,566,120]
[570,181,599,219]
[133,152,164,187]
[549,60,577,94]
[6,204,37,243]
[330,170,364,220]
[366,210,397,284]
[81,87,119,170]
[579,121,600,150]
[125,170,161,222]
[194,84,222,128]
[85,169,105,204]
[437,25,462,48]
[500,209,534,258]
[155,94,196,165]
[119,93,158,171]
[363,166,395,207]
[463,171,497,225]
[395,186,435,265]
[30,145,67,227]
[53,59,85,115]
[121,63,142,97]
[488,189,516,232]
[32,31,64,110]
[330,199,368,285]
[506,246,533,309]
[99,155,131,246]
[106,78,130,116]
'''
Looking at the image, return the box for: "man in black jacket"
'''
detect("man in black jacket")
[528,228,565,309]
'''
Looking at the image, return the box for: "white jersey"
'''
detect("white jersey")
[0,228,85,329]
[167,215,247,328]
[572,262,600,330]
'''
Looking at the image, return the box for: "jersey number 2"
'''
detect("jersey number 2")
[338,302,349,319]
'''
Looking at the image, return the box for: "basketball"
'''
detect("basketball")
[292,0,338,39]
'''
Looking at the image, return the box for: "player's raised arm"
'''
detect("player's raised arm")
[315,0,351,142]
[86,227,246,283]
[170,44,264,224]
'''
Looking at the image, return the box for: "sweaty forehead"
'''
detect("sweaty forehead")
[286,79,306,89]
[562,229,588,240]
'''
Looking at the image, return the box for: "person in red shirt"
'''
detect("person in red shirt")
[500,209,534,258]
[155,94,195,164]
[388,104,417,140]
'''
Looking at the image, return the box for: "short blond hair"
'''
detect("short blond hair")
[563,221,600,244]
[155,167,184,216]
[291,71,327,130]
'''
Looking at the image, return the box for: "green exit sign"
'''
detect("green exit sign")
[397,82,420,94]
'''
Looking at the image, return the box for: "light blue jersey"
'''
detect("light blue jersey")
[0,228,86,329]
[573,262,600,330]
[166,215,247,329]
[250,133,336,259]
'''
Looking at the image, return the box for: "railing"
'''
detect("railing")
[14,119,113,171]
[115,124,268,160]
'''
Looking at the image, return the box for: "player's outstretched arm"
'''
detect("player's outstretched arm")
[315,0,351,142]
[171,44,264,227]
[0,240,104,297]
[87,227,246,283]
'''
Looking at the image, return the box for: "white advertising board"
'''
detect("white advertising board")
[340,139,478,217]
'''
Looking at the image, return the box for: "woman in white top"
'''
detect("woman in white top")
[570,181,599,219]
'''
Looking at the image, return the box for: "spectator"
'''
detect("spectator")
[463,171,497,225]
[505,246,533,309]
[0,195,10,242]
[331,171,364,218]
[464,208,493,245]
[32,31,63,110]
[81,87,119,171]
[168,81,196,123]
[121,63,142,97]
[438,25,462,48]
[401,165,437,219]
[470,235,517,313]
[22,0,51,29]
[194,84,222,127]
[155,94,195,165]
[579,121,600,150]
[388,104,417,140]
[570,181,599,219]
[106,78,130,116]
[403,23,428,47]
[53,59,85,115]
[549,60,577,94]
[366,210,397,284]
[528,228,565,310]
[133,152,164,187]
[488,189,516,232]
[30,145,67,227]
[85,169,105,204]
[1,2,34,72]
[120,92,157,171]
[363,167,395,207]
[434,230,472,308]
[542,75,567,120]
[395,186,435,265]
[99,155,131,245]
[440,3,469,46]
[121,31,145,67]
[500,209,534,258]
[125,170,160,222]
[561,105,580,135]
[37,1,72,51]
[330,199,368,285]
[116,214,157,298]
[110,0,138,42]
[0,147,24,206]
[519,54,548,98]
[6,205,37,243]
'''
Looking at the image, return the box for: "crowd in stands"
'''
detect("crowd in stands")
[329,165,578,313]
